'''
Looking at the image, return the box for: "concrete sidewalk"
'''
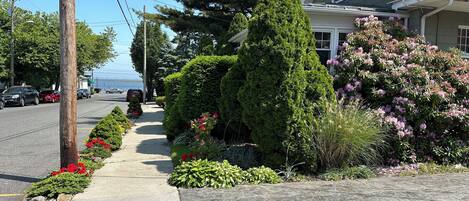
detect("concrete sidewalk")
[73,104,179,201]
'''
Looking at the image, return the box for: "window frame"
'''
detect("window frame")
[457,25,469,58]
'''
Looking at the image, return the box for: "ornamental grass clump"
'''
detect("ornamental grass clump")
[311,100,386,171]
[237,0,334,170]
[331,16,468,164]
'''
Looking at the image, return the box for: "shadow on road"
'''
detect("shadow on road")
[0,173,41,183]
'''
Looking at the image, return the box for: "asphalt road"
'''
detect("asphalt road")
[0,94,128,200]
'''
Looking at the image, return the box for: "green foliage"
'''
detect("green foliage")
[127,96,143,116]
[218,13,249,55]
[219,63,250,141]
[155,96,165,107]
[319,166,376,181]
[79,159,104,171]
[89,115,123,151]
[237,0,333,169]
[243,166,281,184]
[111,106,132,130]
[311,100,386,171]
[131,20,171,97]
[170,144,192,167]
[26,173,91,199]
[81,146,112,159]
[13,11,115,88]
[163,72,185,139]
[169,160,244,188]
[176,56,237,123]
[191,137,226,160]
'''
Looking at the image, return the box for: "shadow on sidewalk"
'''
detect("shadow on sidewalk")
[135,124,165,135]
[136,138,171,156]
[136,110,165,124]
[142,160,173,174]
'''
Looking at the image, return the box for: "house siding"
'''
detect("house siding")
[425,11,469,51]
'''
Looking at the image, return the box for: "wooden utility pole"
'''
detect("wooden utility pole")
[59,0,78,167]
[9,0,15,86]
[143,5,147,104]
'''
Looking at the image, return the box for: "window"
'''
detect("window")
[457,25,469,54]
[337,32,349,55]
[314,32,331,65]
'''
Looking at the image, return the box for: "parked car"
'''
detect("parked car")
[78,89,91,99]
[39,90,60,103]
[2,86,39,107]
[106,88,123,94]
[0,94,4,110]
[126,89,143,102]
[94,88,102,93]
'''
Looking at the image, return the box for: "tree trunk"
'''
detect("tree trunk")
[59,0,78,168]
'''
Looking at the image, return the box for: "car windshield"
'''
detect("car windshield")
[3,87,23,94]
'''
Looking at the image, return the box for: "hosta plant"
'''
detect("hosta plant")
[168,160,244,188]
[243,166,282,184]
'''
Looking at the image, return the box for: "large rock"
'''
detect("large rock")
[29,196,46,201]
[57,194,73,201]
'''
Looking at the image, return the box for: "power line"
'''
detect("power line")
[153,0,231,23]
[116,0,135,36]
[123,0,136,26]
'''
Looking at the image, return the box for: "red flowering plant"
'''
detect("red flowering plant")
[50,162,92,177]
[190,112,219,144]
[181,153,196,162]
[81,138,112,159]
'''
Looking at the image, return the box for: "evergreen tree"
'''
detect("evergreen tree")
[218,13,249,55]
[237,0,333,170]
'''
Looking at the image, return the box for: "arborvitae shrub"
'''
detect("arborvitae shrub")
[237,0,333,170]
[111,106,131,130]
[219,63,251,142]
[127,96,143,116]
[89,114,123,151]
[175,56,237,124]
[218,13,249,55]
[163,72,184,140]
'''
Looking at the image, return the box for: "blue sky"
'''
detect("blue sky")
[16,0,182,80]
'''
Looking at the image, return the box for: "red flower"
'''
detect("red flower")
[86,142,94,148]
[198,124,206,131]
[212,112,219,119]
[78,162,85,169]
[188,153,195,159]
[60,167,67,173]
[51,171,60,176]
[91,138,98,143]
[78,167,87,174]
[181,153,188,161]
[67,163,77,173]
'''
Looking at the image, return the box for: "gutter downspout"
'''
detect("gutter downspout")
[421,0,453,36]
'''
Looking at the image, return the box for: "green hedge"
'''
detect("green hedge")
[111,106,131,130]
[89,114,123,151]
[175,55,237,124]
[237,0,333,169]
[163,72,184,139]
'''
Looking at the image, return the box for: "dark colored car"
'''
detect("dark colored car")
[78,89,91,99]
[0,94,4,110]
[2,86,39,107]
[126,89,143,102]
[39,90,60,103]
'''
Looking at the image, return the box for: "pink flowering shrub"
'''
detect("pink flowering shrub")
[331,16,468,165]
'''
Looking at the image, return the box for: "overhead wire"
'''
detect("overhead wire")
[123,0,136,26]
[116,0,135,36]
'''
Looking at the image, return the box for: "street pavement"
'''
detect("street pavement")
[0,94,128,201]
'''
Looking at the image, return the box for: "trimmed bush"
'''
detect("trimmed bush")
[79,158,104,171]
[243,166,282,184]
[219,63,251,142]
[155,96,165,108]
[175,56,237,124]
[163,72,184,139]
[89,114,123,151]
[111,106,131,130]
[127,96,143,116]
[311,100,385,171]
[237,0,333,169]
[26,173,91,199]
[169,160,244,188]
